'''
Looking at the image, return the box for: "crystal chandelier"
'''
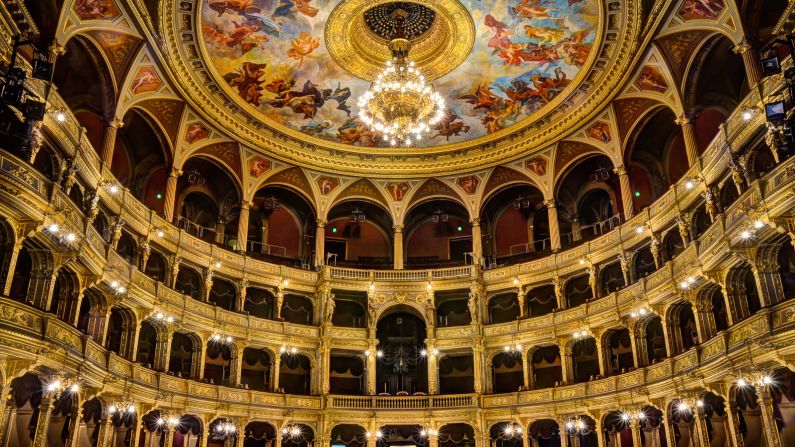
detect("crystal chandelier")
[357,10,446,146]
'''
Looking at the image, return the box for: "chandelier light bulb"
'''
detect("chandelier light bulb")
[48,223,59,233]
[109,184,119,194]
[166,316,174,323]
[291,347,297,354]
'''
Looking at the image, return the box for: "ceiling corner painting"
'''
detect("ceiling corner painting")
[200,0,599,148]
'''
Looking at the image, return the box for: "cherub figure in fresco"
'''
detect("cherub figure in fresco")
[223,62,268,105]
[267,80,351,119]
[523,25,565,45]
[484,14,512,53]
[243,11,285,36]
[636,68,668,93]
[300,121,332,137]
[530,68,569,103]
[287,32,320,68]
[207,0,260,17]
[556,30,591,66]
[433,110,471,141]
[460,85,518,133]
[337,118,377,146]
[512,0,558,20]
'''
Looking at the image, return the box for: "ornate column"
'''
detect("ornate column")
[691,299,715,342]
[315,219,326,267]
[169,256,181,290]
[27,265,57,310]
[553,276,566,310]
[215,218,227,245]
[163,168,182,223]
[693,404,711,447]
[196,340,208,380]
[426,339,439,394]
[320,337,331,395]
[472,338,484,394]
[723,394,744,447]
[31,396,56,447]
[675,115,700,168]
[755,384,783,447]
[367,339,378,395]
[233,343,245,387]
[237,201,252,253]
[95,417,115,447]
[630,419,644,447]
[558,422,570,447]
[393,224,404,269]
[275,291,284,320]
[546,200,561,250]
[614,165,635,219]
[154,328,174,372]
[559,343,573,384]
[470,218,483,265]
[1,241,22,296]
[271,357,281,392]
[751,262,785,308]
[203,269,214,303]
[516,286,526,319]
[521,352,531,390]
[99,118,123,168]
[164,427,176,447]
[125,320,142,362]
[628,324,642,368]
[429,432,439,447]
[238,280,248,313]
[593,333,607,377]
[732,39,762,88]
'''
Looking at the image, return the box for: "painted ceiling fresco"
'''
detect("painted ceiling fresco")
[200,0,599,147]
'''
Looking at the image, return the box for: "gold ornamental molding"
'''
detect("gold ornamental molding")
[324,0,475,82]
[161,0,643,177]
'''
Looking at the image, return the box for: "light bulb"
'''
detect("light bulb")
[109,184,119,194]
[55,112,66,122]
[65,233,76,242]
[48,223,59,233]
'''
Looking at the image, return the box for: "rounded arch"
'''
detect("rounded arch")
[325,199,394,268]
[329,424,367,447]
[404,198,472,268]
[250,184,317,260]
[480,182,548,263]
[244,421,278,447]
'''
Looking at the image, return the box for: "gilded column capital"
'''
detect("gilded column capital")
[240,200,252,210]
[469,217,480,227]
[544,199,557,208]
[613,164,628,176]
[732,38,753,55]
[393,224,404,233]
[317,218,327,228]
[169,168,183,179]
[108,117,124,129]
[675,114,694,126]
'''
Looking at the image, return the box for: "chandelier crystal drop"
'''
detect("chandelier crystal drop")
[357,11,446,146]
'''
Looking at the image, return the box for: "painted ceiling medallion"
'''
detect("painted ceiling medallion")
[199,0,600,148]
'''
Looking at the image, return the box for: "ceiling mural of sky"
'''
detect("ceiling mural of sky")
[201,0,599,147]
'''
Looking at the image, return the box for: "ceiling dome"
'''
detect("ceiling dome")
[165,0,638,176]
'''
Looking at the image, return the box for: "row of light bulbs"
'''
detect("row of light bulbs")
[44,222,78,244]
[211,333,234,344]
[280,345,299,354]
[153,311,176,324]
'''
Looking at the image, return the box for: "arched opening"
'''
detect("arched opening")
[733,383,765,447]
[168,332,199,379]
[244,422,276,447]
[110,400,138,446]
[143,250,167,282]
[136,320,159,368]
[209,277,237,312]
[770,368,795,444]
[603,411,633,447]
[93,213,110,243]
[719,178,739,211]
[9,244,33,301]
[435,289,471,327]
[241,347,273,392]
[555,154,622,248]
[105,307,128,356]
[778,240,795,299]
[606,328,634,375]
[641,315,667,364]
[329,351,365,395]
[528,419,561,447]
[375,426,424,447]
[330,290,367,328]
[668,302,699,354]
[667,399,696,447]
[562,416,597,447]
[325,200,393,269]
[77,288,107,340]
[116,231,137,265]
[691,205,710,240]
[249,185,315,265]
[204,340,233,386]
[51,36,114,154]
[599,261,626,295]
[173,415,204,446]
[489,423,522,447]
[279,354,312,395]
[625,107,687,204]
[113,109,171,214]
[565,275,592,308]
[438,351,475,394]
[531,346,562,389]
[480,183,548,264]
[175,264,203,300]
[439,424,476,447]
[245,288,275,320]
[661,229,685,264]
[571,338,599,383]
[330,424,367,447]
[375,309,428,395]
[638,406,666,447]
[176,157,241,248]
[281,424,314,447]
[488,292,519,324]
[77,398,104,447]
[404,199,471,268]
[525,285,557,318]
[633,246,656,279]
[50,266,81,322]
[7,373,43,447]
[491,352,523,393]
[701,392,730,446]
[282,294,314,325]
[209,418,240,447]
[44,378,80,446]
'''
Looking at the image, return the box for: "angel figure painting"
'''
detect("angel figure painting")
[201,0,598,147]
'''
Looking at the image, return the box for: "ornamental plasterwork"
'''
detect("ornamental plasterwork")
[159,0,646,176]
